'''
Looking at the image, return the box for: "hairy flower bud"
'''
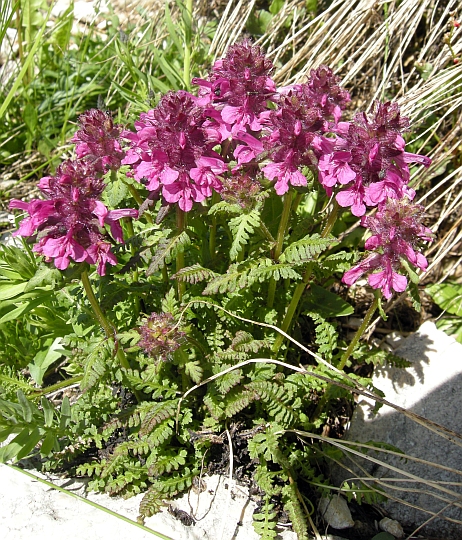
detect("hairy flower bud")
[138,312,186,361]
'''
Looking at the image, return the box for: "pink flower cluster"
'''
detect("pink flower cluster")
[9,39,432,298]
[10,112,137,275]
[122,91,224,212]
[318,101,431,217]
[342,198,433,299]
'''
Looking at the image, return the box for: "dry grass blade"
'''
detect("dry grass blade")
[209,0,257,61]
[299,431,462,527]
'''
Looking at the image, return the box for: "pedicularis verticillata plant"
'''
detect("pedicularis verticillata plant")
[4,40,432,538]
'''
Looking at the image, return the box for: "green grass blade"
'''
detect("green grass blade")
[0,3,52,119]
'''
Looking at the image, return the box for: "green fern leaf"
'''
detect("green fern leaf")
[246,380,296,426]
[202,262,253,295]
[282,483,309,540]
[208,200,242,216]
[147,419,174,446]
[148,448,187,476]
[228,210,261,260]
[247,258,301,284]
[172,263,218,284]
[139,400,177,437]
[138,485,165,522]
[253,496,278,540]
[224,387,256,418]
[153,467,195,496]
[279,234,334,265]
[184,360,203,384]
[147,231,190,275]
[80,338,113,391]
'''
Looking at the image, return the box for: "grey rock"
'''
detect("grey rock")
[318,495,354,529]
[331,321,462,538]
[379,517,404,538]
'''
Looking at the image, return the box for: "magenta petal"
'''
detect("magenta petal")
[160,167,180,185]
[392,272,407,292]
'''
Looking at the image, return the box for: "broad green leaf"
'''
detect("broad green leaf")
[0,282,27,301]
[28,338,65,386]
[104,173,129,207]
[41,396,55,428]
[426,282,462,316]
[16,427,42,460]
[23,103,37,133]
[17,390,35,423]
[269,0,284,14]
[0,294,54,324]
[40,430,57,457]
[436,318,462,344]
[59,397,71,430]
[0,427,31,463]
[303,283,354,317]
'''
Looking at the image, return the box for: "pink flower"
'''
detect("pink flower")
[122,91,225,213]
[9,159,138,275]
[324,101,430,216]
[342,198,433,299]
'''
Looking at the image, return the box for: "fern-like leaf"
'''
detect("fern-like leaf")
[172,263,218,284]
[281,483,309,540]
[148,448,187,476]
[247,380,296,426]
[80,338,113,391]
[228,210,261,260]
[139,400,177,437]
[253,495,278,540]
[307,312,338,361]
[224,386,257,418]
[279,234,334,265]
[202,262,253,295]
[138,485,165,522]
[147,231,190,275]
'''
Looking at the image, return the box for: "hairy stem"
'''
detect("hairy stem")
[176,207,186,300]
[32,375,83,396]
[267,191,293,308]
[272,201,339,353]
[81,270,131,372]
[209,191,220,258]
[338,296,379,370]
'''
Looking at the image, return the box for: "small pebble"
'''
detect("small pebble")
[379,516,404,538]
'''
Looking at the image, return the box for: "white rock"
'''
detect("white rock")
[379,517,404,538]
[0,465,297,540]
[318,495,354,529]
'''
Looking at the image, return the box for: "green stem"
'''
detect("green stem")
[209,191,220,258]
[9,466,174,540]
[312,296,379,422]
[81,270,131,372]
[125,217,140,318]
[338,296,378,370]
[267,191,293,308]
[32,375,83,397]
[272,201,339,353]
[162,265,169,286]
[176,207,186,300]
[183,0,193,90]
